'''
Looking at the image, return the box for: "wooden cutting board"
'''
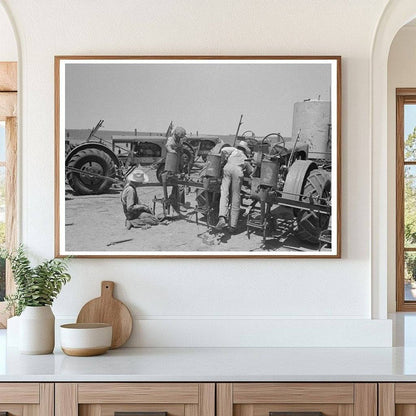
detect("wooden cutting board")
[76,281,133,349]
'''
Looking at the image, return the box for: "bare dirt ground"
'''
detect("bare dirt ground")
[64,169,326,253]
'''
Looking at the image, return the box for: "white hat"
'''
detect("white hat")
[127,168,149,184]
[237,140,251,156]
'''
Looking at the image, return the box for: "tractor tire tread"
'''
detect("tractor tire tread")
[295,169,331,244]
[66,148,116,195]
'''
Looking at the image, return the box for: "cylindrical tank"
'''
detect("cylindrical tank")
[292,100,331,160]
[260,159,279,187]
[205,154,222,178]
[165,152,179,173]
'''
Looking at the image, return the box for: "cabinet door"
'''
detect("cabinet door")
[56,383,215,416]
[217,383,377,416]
[379,383,416,416]
[0,383,53,416]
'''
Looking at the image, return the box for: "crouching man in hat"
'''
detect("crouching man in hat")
[121,168,159,229]
[215,141,253,233]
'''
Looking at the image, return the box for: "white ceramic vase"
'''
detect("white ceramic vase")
[19,306,55,354]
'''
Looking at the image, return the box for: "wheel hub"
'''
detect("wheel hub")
[79,161,104,186]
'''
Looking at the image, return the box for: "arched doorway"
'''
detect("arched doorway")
[371,0,416,319]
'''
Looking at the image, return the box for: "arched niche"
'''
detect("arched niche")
[372,0,416,319]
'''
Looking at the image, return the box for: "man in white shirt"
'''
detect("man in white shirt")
[215,141,253,233]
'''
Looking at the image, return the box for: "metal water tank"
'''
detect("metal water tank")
[291,100,331,160]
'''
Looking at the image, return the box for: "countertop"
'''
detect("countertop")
[3,312,416,382]
[2,329,416,382]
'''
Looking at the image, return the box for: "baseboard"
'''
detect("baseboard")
[55,317,392,347]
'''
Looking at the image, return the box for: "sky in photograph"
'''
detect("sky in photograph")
[65,61,332,137]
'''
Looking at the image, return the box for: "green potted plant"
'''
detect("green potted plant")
[1,245,71,354]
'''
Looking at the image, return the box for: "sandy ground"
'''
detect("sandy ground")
[64,169,326,253]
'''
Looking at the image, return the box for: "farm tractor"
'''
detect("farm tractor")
[244,132,331,245]
[65,120,218,195]
[191,131,332,246]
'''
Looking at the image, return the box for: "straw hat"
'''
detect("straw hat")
[127,168,149,184]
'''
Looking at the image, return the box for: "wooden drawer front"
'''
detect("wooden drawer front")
[80,403,185,416]
[233,384,354,404]
[0,383,39,404]
[57,383,215,416]
[234,403,346,416]
[394,384,416,404]
[379,383,416,416]
[0,404,25,416]
[0,383,53,416]
[78,383,200,404]
[218,384,376,416]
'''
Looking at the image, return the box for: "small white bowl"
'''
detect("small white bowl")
[60,323,112,356]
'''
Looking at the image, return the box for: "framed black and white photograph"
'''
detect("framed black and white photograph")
[55,56,341,258]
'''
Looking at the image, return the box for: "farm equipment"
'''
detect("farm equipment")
[156,129,332,246]
[65,117,332,248]
[65,120,219,195]
[156,150,220,223]
[65,121,124,195]
[245,131,331,245]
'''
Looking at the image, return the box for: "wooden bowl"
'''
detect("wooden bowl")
[60,323,112,356]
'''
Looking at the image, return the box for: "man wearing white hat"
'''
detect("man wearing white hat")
[121,168,159,229]
[215,141,253,233]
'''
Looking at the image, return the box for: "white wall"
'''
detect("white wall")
[387,25,416,312]
[0,3,17,61]
[0,0,393,346]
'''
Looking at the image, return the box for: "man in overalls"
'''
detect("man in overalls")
[166,126,187,157]
[165,126,187,213]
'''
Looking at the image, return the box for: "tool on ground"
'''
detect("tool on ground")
[107,238,133,246]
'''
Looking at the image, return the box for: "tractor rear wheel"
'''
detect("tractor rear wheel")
[182,147,194,173]
[66,148,116,195]
[295,169,331,244]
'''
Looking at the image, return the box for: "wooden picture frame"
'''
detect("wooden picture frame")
[55,56,341,258]
[396,88,416,311]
